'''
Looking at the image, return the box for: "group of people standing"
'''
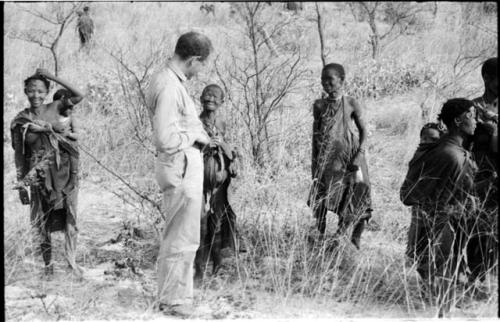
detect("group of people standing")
[10,30,497,318]
[400,58,497,315]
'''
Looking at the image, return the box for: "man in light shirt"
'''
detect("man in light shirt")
[146,31,213,317]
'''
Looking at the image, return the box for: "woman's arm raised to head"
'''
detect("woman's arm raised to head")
[36,68,85,105]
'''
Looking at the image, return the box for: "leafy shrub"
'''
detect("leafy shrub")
[346,59,436,99]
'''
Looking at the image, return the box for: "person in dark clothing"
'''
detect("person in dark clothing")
[466,57,498,286]
[400,98,478,316]
[405,122,447,264]
[76,6,94,50]
[195,84,244,278]
[308,63,373,249]
[11,68,84,276]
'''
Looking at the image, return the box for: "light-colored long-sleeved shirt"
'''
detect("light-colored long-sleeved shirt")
[146,62,208,155]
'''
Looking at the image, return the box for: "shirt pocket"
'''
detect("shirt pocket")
[155,151,188,191]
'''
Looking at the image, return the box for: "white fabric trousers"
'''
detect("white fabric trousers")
[155,147,203,306]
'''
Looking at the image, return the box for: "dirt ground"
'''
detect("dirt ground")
[4,179,497,321]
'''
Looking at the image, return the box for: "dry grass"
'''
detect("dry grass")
[3,2,498,320]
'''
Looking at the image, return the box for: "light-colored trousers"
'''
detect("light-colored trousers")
[155,147,203,306]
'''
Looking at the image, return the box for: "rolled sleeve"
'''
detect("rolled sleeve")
[153,87,196,154]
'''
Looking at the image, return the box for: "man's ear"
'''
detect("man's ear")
[185,56,195,67]
[454,117,462,127]
[187,56,202,67]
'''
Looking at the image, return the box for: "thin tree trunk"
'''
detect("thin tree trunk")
[368,13,380,59]
[315,2,326,66]
[51,48,59,76]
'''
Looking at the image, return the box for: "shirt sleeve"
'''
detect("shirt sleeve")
[153,87,197,153]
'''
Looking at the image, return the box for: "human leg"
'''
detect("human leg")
[40,226,52,274]
[156,149,203,306]
[64,221,83,275]
[195,195,209,280]
[315,200,328,236]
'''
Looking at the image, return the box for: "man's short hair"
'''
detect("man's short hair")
[174,31,213,61]
[481,57,497,79]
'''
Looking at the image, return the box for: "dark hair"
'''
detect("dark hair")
[174,31,213,61]
[437,98,474,129]
[24,74,50,90]
[53,88,71,101]
[419,122,446,137]
[202,84,224,100]
[322,63,346,81]
[481,57,497,79]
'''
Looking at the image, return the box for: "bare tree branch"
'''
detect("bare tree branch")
[17,4,59,25]
[315,2,326,66]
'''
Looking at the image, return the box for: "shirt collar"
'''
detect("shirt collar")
[167,60,187,83]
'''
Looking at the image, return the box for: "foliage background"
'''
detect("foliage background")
[3,2,498,320]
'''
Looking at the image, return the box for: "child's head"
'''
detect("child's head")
[420,122,446,144]
[321,63,345,99]
[24,74,50,108]
[200,84,224,112]
[53,88,71,101]
[54,89,73,117]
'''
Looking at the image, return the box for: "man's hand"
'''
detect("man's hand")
[209,136,222,148]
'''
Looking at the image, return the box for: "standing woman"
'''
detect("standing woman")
[11,69,84,276]
[309,63,373,249]
[400,98,478,316]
